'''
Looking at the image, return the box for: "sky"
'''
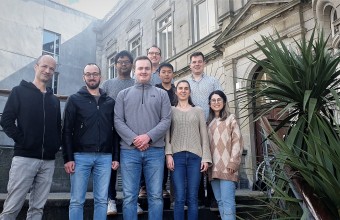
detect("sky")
[54,0,117,19]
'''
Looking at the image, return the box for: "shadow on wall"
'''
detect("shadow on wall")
[0,22,98,96]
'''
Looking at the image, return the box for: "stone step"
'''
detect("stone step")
[0,190,266,219]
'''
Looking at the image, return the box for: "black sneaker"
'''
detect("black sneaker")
[209,199,218,211]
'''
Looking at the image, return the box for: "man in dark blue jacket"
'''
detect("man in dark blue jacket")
[62,63,119,220]
[0,55,61,219]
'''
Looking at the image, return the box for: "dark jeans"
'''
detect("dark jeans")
[108,169,117,200]
[198,174,216,205]
[172,151,201,220]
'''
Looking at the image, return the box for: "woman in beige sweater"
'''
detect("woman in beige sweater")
[165,80,211,220]
[207,90,243,220]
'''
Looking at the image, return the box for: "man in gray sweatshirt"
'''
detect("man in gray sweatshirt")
[114,56,171,220]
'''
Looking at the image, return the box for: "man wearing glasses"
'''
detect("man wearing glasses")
[101,50,144,215]
[62,63,120,219]
[147,45,162,85]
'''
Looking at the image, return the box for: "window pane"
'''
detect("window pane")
[167,25,173,58]
[46,72,59,94]
[43,30,61,57]
[43,31,55,53]
[157,13,173,59]
[42,30,60,94]
[108,54,116,79]
[55,37,60,55]
[207,0,216,32]
[194,0,216,41]
[160,30,167,56]
[198,2,208,39]
[129,36,141,59]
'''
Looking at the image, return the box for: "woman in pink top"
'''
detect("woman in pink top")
[207,90,243,220]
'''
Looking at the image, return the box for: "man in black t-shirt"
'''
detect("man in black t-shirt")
[155,62,176,199]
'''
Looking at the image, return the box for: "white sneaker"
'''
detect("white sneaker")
[107,199,117,215]
[170,202,188,210]
[137,203,144,215]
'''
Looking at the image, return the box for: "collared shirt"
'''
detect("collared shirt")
[187,73,222,120]
[150,71,162,86]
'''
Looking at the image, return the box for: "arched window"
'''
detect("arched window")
[331,8,338,37]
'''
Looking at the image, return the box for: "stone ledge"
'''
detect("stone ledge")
[0,190,265,219]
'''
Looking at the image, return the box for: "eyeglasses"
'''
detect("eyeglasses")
[116,60,131,65]
[84,72,100,78]
[210,98,223,104]
[148,52,161,56]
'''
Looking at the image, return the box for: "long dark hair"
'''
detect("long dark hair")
[207,90,230,124]
[174,80,195,107]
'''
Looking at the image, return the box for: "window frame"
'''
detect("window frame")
[42,30,61,94]
[108,53,117,79]
[156,11,173,59]
[129,35,141,59]
[193,0,217,42]
[331,7,338,37]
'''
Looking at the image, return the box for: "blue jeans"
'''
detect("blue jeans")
[120,147,164,220]
[172,151,201,220]
[69,153,112,220]
[211,180,236,220]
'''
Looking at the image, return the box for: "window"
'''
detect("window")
[42,30,60,63]
[108,53,116,79]
[157,13,173,59]
[42,30,60,94]
[193,0,217,42]
[129,36,141,59]
[331,8,338,37]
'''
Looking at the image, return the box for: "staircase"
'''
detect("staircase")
[0,147,267,219]
[0,190,266,220]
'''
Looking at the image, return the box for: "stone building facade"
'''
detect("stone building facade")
[0,0,339,189]
[95,0,340,188]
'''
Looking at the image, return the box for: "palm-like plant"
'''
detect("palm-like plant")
[242,27,340,219]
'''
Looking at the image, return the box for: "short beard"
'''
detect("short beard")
[85,81,100,90]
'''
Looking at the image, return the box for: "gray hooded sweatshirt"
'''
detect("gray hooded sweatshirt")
[114,82,171,149]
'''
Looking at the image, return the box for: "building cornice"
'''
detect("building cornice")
[214,0,301,48]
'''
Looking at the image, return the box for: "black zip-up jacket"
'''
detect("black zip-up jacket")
[0,80,61,160]
[62,86,119,163]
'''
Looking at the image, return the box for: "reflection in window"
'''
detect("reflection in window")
[157,13,173,59]
[43,30,60,63]
[129,36,141,59]
[194,0,217,42]
[42,30,60,94]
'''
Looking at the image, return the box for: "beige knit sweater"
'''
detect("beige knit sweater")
[208,114,243,182]
[165,106,212,163]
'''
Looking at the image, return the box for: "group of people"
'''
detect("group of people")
[0,46,243,220]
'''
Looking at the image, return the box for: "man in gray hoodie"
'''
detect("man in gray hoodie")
[114,56,171,220]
